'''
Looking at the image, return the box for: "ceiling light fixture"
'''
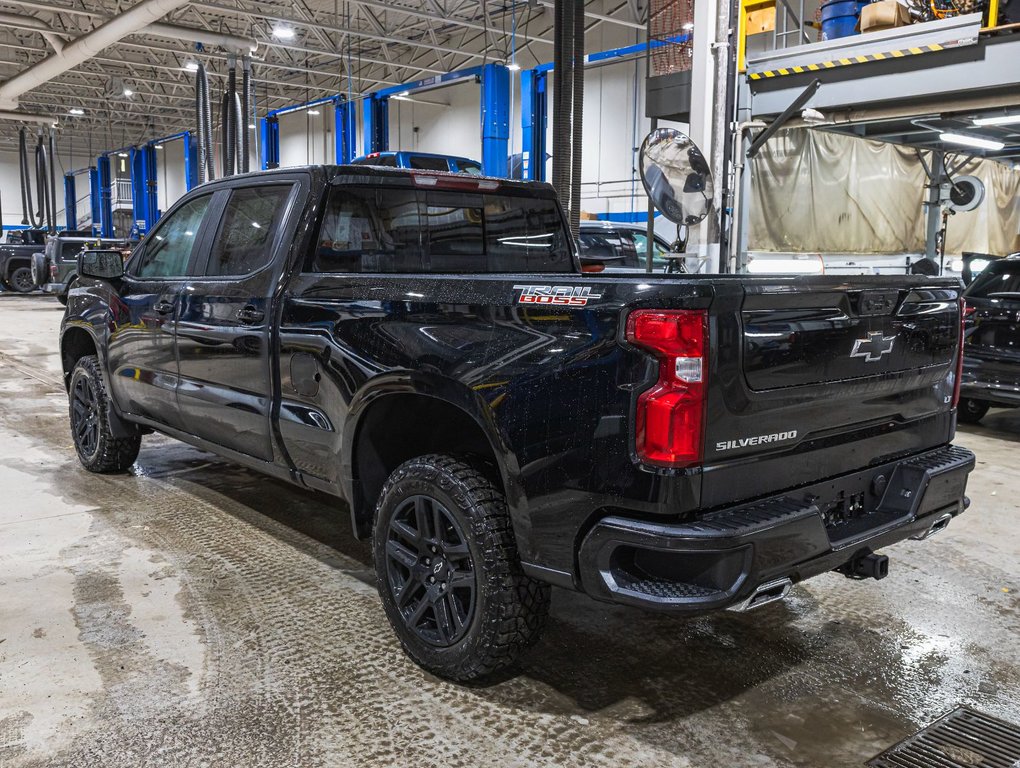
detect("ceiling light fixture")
[972,113,1020,127]
[154,144,164,150]
[272,25,295,39]
[307,109,320,115]
[117,152,129,158]
[184,61,199,72]
[507,62,521,71]
[68,107,85,115]
[249,123,256,129]
[123,87,134,97]
[939,132,1005,151]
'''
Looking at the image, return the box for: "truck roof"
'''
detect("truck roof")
[193,164,558,196]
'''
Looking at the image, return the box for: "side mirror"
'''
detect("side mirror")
[78,249,125,280]
[638,128,714,226]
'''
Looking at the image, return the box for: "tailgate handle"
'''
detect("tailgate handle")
[236,305,265,324]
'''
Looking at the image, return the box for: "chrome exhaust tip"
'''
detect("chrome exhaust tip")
[728,577,793,612]
[911,512,952,541]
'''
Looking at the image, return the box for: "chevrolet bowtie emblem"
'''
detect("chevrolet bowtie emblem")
[850,332,896,362]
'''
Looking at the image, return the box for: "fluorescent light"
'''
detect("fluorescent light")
[940,132,1004,151]
[117,152,129,158]
[507,62,521,71]
[248,123,256,129]
[682,21,694,30]
[154,144,163,150]
[68,107,84,115]
[972,113,1020,127]
[184,61,199,72]
[123,88,133,96]
[272,25,295,39]
[307,109,320,115]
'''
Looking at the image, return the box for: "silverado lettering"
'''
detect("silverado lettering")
[716,430,798,452]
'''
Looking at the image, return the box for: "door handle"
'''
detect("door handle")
[236,305,265,325]
[153,300,175,315]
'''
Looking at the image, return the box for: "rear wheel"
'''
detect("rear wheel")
[958,398,990,424]
[68,355,141,472]
[9,266,35,293]
[373,454,550,681]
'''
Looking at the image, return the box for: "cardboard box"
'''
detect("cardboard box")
[860,1,912,32]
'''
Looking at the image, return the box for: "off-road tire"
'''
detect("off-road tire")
[958,398,989,424]
[373,454,550,682]
[68,355,141,472]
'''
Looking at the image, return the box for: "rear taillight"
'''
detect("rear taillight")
[953,299,966,408]
[626,309,708,468]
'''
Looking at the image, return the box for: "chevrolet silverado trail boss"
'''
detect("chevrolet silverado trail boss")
[61,163,974,681]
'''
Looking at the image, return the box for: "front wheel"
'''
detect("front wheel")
[958,398,990,424]
[373,454,550,682]
[68,355,141,472]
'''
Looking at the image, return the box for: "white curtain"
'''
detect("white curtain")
[750,129,1020,256]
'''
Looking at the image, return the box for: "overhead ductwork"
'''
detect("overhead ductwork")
[0,12,67,54]
[0,0,191,110]
[143,22,257,53]
[0,110,58,125]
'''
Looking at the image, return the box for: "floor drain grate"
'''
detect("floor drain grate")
[868,706,1020,768]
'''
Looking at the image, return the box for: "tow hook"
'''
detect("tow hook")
[836,551,889,581]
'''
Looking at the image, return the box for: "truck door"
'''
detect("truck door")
[176,180,304,462]
[107,193,217,430]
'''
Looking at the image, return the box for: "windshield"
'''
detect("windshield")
[965,261,1020,299]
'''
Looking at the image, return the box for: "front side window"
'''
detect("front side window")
[205,185,291,276]
[132,194,211,278]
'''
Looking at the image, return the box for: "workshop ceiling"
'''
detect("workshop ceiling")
[0,0,646,149]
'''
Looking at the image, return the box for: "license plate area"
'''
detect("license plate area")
[803,469,912,547]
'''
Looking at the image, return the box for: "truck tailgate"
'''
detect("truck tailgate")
[699,276,961,510]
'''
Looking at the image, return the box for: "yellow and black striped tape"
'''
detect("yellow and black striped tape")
[748,43,945,80]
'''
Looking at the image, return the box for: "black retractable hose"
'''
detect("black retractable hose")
[18,127,45,229]
[48,128,57,233]
[196,63,215,183]
[569,0,584,239]
[551,0,585,239]
[240,56,251,174]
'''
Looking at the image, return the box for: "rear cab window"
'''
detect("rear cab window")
[409,155,450,172]
[203,185,293,276]
[308,181,572,274]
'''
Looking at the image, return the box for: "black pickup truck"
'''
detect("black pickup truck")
[1,229,47,293]
[61,165,975,681]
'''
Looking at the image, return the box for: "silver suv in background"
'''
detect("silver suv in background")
[33,234,134,305]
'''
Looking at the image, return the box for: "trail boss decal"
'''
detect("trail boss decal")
[716,430,798,452]
[513,285,603,307]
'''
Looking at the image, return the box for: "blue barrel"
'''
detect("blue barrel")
[820,0,869,40]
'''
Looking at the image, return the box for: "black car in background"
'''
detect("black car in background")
[959,255,1020,422]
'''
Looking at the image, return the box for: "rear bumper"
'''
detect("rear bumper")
[43,282,68,295]
[577,445,975,612]
[961,355,1020,407]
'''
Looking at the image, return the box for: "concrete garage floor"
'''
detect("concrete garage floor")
[0,295,1017,768]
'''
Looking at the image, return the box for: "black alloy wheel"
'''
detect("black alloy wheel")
[71,372,101,459]
[958,398,990,424]
[10,266,35,293]
[385,494,476,647]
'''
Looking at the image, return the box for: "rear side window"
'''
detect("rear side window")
[204,185,291,276]
[61,242,83,260]
[352,154,397,167]
[312,187,423,273]
[966,261,1020,299]
[409,155,450,172]
[132,194,211,278]
[308,185,572,274]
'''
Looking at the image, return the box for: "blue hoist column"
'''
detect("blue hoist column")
[363,94,389,155]
[64,173,77,231]
[480,63,510,178]
[88,167,101,236]
[97,155,113,238]
[260,115,280,170]
[130,145,157,236]
[335,97,358,164]
[520,68,549,181]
